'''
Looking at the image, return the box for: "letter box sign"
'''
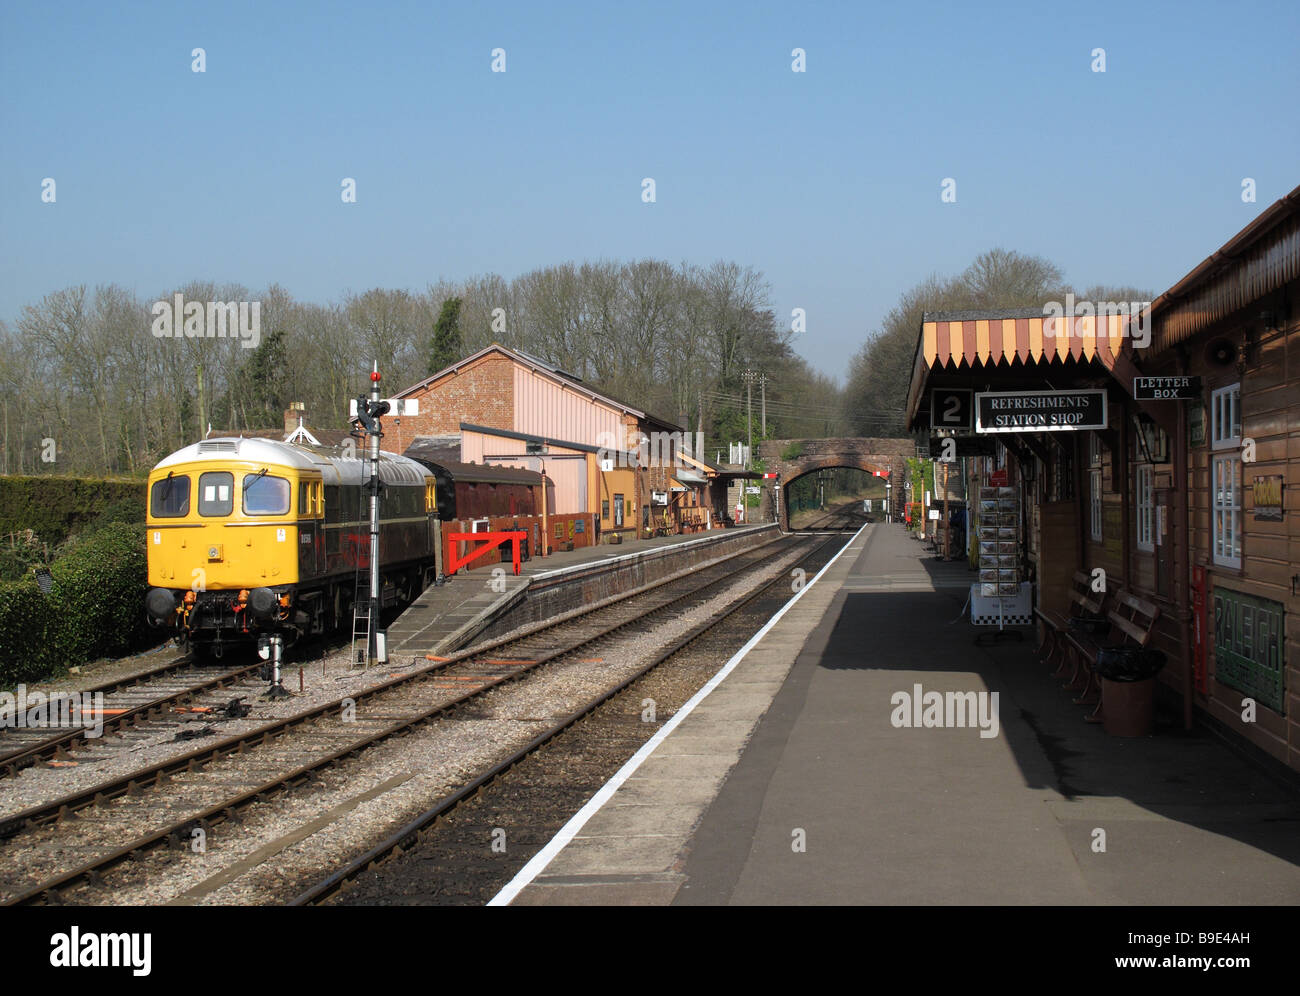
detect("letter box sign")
[975,390,1107,433]
[1133,376,1201,401]
[1213,587,1285,714]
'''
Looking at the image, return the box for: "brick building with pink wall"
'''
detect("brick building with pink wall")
[391,344,703,541]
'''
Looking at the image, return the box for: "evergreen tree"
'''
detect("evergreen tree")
[428,297,464,374]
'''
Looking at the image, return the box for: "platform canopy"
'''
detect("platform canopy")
[905,307,1139,432]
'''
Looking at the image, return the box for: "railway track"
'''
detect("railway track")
[791,499,872,532]
[0,532,823,905]
[0,655,261,778]
[295,529,852,905]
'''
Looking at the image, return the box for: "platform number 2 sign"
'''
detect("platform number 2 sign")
[931,389,973,431]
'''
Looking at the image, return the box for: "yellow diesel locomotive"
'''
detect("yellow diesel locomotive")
[145,436,440,658]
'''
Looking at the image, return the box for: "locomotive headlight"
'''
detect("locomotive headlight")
[248,587,278,619]
[146,588,179,621]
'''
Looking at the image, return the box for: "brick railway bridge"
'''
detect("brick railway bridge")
[757,436,914,530]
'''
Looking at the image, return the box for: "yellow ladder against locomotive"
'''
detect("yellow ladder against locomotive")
[349,502,370,665]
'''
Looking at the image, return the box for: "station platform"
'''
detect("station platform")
[502,522,1300,905]
[386,524,775,658]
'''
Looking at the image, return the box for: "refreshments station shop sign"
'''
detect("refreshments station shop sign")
[975,390,1107,433]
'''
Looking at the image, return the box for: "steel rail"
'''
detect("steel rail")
[1,535,820,905]
[0,661,260,777]
[0,534,783,840]
[288,531,849,905]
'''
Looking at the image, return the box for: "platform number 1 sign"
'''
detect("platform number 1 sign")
[931,389,973,431]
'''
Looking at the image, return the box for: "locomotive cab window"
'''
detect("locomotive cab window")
[243,473,291,515]
[198,472,234,516]
[150,473,191,517]
[299,482,311,516]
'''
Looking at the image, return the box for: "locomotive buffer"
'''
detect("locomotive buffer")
[353,364,391,667]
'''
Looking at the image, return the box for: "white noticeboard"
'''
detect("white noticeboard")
[928,509,940,521]
[349,398,419,417]
[745,486,760,494]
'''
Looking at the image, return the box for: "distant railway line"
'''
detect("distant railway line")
[789,498,873,532]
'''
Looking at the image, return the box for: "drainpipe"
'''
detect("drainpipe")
[540,459,548,558]
[1174,364,1193,731]
[634,431,645,539]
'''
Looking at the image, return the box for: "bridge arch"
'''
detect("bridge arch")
[757,437,913,531]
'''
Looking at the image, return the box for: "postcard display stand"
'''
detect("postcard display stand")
[970,483,1032,635]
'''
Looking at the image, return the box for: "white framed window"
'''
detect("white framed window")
[1212,454,1242,568]
[1210,382,1242,568]
[1090,469,1103,542]
[1210,383,1241,449]
[1135,465,1154,552]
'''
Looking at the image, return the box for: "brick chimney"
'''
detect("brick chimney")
[284,402,306,435]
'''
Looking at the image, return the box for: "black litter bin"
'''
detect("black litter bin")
[1067,616,1109,637]
[1094,646,1166,736]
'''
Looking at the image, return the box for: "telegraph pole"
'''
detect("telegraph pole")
[742,369,755,468]
[759,373,767,436]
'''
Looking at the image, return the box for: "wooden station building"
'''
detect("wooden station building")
[906,183,1300,774]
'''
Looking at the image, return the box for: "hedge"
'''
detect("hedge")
[0,476,144,547]
[0,522,153,686]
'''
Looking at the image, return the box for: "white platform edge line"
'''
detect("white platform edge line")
[487,523,869,906]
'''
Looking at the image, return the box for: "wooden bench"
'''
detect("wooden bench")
[1064,590,1160,722]
[1034,571,1105,677]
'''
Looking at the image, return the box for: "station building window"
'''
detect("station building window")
[1210,383,1242,569]
[1212,457,1242,567]
[1046,441,1073,502]
[1135,464,1154,552]
[1210,383,1241,449]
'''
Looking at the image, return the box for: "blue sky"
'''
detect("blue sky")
[3,0,1297,381]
